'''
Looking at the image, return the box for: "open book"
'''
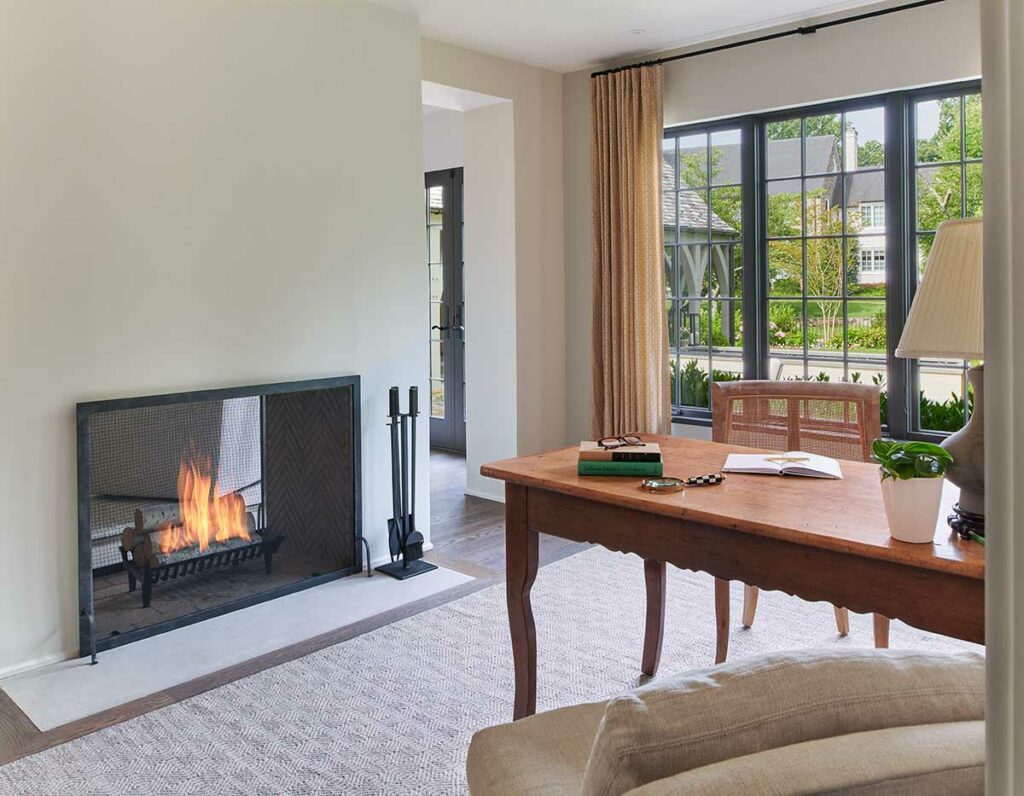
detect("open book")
[722,451,842,479]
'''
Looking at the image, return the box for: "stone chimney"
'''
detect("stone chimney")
[844,122,858,171]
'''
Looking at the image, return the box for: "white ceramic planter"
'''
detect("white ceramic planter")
[881,476,945,544]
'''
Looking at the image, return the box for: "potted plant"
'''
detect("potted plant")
[872,440,954,544]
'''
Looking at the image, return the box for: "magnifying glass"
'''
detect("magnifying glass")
[641,473,725,493]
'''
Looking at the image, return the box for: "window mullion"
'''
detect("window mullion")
[742,116,765,380]
[884,91,912,439]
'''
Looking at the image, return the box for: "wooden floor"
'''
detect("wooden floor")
[0,451,588,766]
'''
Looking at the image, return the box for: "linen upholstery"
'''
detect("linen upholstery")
[466,701,606,796]
[626,720,984,795]
[579,649,984,796]
[590,64,669,438]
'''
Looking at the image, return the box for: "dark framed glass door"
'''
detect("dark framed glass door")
[426,168,465,451]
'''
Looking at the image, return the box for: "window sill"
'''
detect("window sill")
[671,414,713,429]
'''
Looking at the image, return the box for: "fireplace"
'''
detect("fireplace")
[77,376,362,657]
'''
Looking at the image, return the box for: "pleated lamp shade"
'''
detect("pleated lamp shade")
[896,217,984,360]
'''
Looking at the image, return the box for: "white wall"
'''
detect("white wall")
[563,0,983,443]
[423,107,465,172]
[422,39,566,465]
[463,103,518,499]
[0,1,426,674]
[980,0,1024,787]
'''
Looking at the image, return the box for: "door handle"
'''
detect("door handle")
[432,305,451,338]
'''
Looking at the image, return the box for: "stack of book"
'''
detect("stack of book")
[577,441,663,477]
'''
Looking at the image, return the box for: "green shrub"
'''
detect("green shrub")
[672,367,967,434]
[671,360,742,409]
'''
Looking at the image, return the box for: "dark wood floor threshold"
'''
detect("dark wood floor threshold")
[0,451,588,767]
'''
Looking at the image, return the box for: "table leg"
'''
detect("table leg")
[873,614,891,648]
[714,578,730,664]
[506,483,538,720]
[642,560,666,676]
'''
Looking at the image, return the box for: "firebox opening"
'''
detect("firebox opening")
[78,377,361,656]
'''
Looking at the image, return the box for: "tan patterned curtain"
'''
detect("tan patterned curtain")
[590,65,669,438]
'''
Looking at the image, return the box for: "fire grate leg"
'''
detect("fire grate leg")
[142,569,153,608]
[356,535,372,577]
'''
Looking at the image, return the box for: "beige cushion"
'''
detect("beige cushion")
[626,720,984,795]
[581,649,985,796]
[467,701,606,795]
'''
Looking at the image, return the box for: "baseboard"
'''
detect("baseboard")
[0,651,70,682]
[464,487,504,504]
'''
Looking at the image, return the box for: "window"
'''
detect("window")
[663,80,981,438]
[860,202,885,228]
[859,248,886,275]
[911,90,982,433]
[764,104,887,386]
[663,127,744,413]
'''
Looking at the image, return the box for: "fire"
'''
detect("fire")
[158,455,251,555]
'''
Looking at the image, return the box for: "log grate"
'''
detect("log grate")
[120,531,285,608]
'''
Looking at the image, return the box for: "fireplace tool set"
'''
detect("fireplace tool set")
[377,386,437,580]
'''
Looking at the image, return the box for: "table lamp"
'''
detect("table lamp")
[895,217,984,537]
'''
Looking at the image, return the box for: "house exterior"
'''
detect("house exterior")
[837,124,886,285]
[666,125,887,288]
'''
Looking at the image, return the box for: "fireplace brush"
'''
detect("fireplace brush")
[377,386,437,580]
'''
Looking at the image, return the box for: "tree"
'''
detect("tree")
[858,139,885,167]
[767,116,842,140]
[767,185,856,347]
[915,95,983,267]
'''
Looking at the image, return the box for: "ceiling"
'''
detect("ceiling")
[378,0,892,73]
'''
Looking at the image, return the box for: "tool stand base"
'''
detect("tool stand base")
[376,559,438,580]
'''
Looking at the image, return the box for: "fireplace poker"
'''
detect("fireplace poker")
[387,387,402,563]
[405,386,424,561]
[399,411,410,566]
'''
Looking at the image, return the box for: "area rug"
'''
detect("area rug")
[0,547,981,795]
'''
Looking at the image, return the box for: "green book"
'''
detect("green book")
[577,460,663,477]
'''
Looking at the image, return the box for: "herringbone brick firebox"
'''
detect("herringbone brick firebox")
[76,377,362,658]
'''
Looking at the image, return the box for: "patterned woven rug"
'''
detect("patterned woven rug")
[0,547,980,795]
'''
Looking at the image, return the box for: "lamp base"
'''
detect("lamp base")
[940,364,985,536]
[948,502,985,539]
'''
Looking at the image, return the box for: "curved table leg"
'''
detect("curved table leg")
[506,483,538,720]
[642,560,666,676]
[715,578,730,664]
[742,585,759,628]
[873,614,891,648]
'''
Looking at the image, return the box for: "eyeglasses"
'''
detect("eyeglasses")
[597,435,646,450]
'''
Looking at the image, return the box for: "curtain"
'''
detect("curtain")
[590,65,669,439]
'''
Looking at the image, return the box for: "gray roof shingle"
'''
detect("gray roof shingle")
[661,160,737,234]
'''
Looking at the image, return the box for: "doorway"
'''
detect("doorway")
[426,167,465,452]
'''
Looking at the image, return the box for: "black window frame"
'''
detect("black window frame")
[664,78,981,440]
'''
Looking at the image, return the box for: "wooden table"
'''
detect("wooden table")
[481,435,984,720]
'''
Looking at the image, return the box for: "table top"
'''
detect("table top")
[481,434,983,579]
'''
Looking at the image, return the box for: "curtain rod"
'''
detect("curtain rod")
[591,0,948,78]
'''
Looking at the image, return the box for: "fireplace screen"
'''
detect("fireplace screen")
[77,377,361,655]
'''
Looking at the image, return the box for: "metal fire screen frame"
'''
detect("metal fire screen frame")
[76,375,362,659]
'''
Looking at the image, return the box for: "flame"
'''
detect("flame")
[158,455,251,555]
